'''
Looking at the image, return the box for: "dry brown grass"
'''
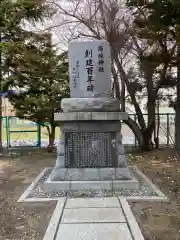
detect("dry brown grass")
[128,148,180,240]
[0,150,56,240]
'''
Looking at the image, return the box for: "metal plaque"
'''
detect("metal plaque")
[65,132,117,168]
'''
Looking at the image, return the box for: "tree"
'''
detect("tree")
[0,0,52,151]
[50,0,175,150]
[5,34,69,150]
[126,0,180,150]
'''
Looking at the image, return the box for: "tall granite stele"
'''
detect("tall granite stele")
[46,40,139,191]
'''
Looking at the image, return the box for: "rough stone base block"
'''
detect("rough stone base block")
[61,98,121,112]
[45,167,139,191]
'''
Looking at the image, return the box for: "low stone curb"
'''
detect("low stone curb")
[17,166,169,203]
[120,198,145,240]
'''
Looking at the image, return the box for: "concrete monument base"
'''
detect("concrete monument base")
[54,112,128,168]
[52,111,135,191]
[44,167,139,191]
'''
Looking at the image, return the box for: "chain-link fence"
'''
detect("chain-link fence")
[0,114,175,148]
[1,117,40,148]
[122,113,175,146]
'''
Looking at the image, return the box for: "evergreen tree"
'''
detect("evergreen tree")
[0,0,53,150]
[6,34,69,149]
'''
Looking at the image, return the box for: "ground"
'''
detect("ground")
[0,150,57,240]
[128,148,180,240]
[0,148,179,240]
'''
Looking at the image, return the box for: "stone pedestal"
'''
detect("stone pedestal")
[53,112,128,171]
[46,111,139,190]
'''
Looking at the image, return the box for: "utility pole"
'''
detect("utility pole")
[175,44,180,151]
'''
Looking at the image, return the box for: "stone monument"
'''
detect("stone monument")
[45,40,139,191]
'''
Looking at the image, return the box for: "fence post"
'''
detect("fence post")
[37,123,41,148]
[5,116,9,148]
[167,113,170,146]
[134,114,137,147]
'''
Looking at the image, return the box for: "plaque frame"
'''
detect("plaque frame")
[65,131,118,168]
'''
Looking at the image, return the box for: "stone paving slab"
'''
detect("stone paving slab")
[66,197,120,208]
[61,207,126,223]
[41,197,146,240]
[56,223,133,240]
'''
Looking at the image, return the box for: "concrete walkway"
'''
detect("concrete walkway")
[43,197,145,240]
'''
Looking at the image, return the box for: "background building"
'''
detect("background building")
[1,97,15,116]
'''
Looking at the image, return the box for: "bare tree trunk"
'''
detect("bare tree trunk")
[141,66,156,150]
[112,50,155,150]
[175,44,180,151]
[121,80,125,112]
[142,127,154,150]
[154,98,160,149]
[46,125,56,152]
[113,53,146,129]
[111,65,121,99]
[146,101,156,150]
[124,116,155,150]
[123,117,143,146]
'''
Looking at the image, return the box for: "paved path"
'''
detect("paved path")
[43,197,145,240]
